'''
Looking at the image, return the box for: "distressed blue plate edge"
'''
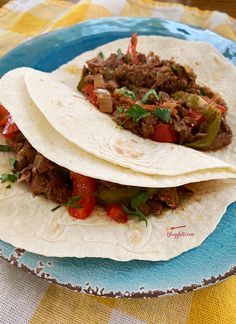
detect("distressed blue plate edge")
[0,17,235,298]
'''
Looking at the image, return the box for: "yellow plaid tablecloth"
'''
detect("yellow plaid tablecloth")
[0,1,235,323]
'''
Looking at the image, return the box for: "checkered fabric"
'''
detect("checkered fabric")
[0,1,235,323]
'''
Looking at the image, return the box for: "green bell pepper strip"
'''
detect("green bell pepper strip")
[185,111,221,149]
[77,77,85,91]
[97,187,141,205]
[97,187,160,205]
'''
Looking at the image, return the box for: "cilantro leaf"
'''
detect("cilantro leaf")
[171,65,179,73]
[70,196,81,202]
[154,108,171,123]
[134,208,148,225]
[66,196,81,209]
[51,205,61,212]
[117,107,124,113]
[122,205,134,216]
[127,104,150,122]
[142,89,159,103]
[98,51,104,59]
[117,87,136,99]
[0,172,19,183]
[67,203,81,209]
[200,88,206,96]
[9,158,16,168]
[0,145,10,152]
[122,191,149,225]
[130,191,149,210]
[122,204,148,226]
[117,48,123,59]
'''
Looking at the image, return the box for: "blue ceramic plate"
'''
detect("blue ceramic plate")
[0,18,235,298]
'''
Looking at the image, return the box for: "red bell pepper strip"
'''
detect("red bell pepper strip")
[67,172,96,219]
[0,105,9,127]
[82,84,98,106]
[106,204,128,224]
[204,98,227,113]
[127,33,139,64]
[2,115,19,139]
[143,104,156,111]
[215,104,227,113]
[188,110,205,126]
[153,123,177,143]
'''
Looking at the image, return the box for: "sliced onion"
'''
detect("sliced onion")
[95,89,113,113]
[94,74,105,89]
[183,64,193,74]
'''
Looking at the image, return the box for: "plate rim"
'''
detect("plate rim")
[0,16,235,298]
[1,250,235,298]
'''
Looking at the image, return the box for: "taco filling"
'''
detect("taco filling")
[0,106,192,225]
[78,34,232,151]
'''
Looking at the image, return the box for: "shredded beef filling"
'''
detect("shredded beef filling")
[79,51,232,150]
[5,132,192,216]
[7,134,72,204]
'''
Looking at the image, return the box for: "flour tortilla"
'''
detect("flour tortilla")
[51,36,236,168]
[0,70,236,261]
[1,68,236,188]
[24,69,236,177]
[0,133,236,261]
[0,37,236,261]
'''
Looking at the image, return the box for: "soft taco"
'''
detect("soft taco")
[77,34,232,151]
[52,35,236,167]
[0,67,236,261]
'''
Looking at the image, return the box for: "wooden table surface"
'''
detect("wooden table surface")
[0,0,235,18]
[169,0,236,19]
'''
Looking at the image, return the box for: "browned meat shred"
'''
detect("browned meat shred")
[115,62,196,94]
[6,132,26,152]
[139,114,157,138]
[85,53,199,97]
[15,141,36,171]
[158,188,179,208]
[29,153,72,204]
[4,132,192,217]
[80,50,232,151]
[7,136,72,204]
[138,199,163,216]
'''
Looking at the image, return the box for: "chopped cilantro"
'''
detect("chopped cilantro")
[117,107,124,113]
[51,205,61,212]
[0,145,10,152]
[9,158,16,168]
[200,88,206,96]
[171,65,179,73]
[0,171,19,183]
[66,196,81,209]
[142,89,159,103]
[122,191,149,225]
[5,184,11,189]
[131,191,149,210]
[117,48,123,58]
[98,51,104,59]
[117,87,136,99]
[154,108,171,123]
[127,104,150,122]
